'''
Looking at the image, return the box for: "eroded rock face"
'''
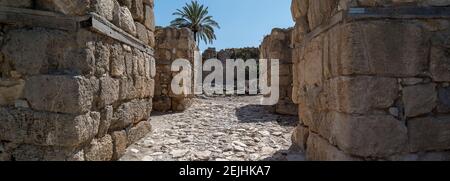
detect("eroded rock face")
[0,0,156,160]
[260,28,297,116]
[153,27,197,112]
[290,0,450,160]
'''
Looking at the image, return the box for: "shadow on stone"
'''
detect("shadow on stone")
[259,147,305,161]
[235,104,298,127]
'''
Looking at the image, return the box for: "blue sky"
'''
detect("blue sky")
[154,0,294,51]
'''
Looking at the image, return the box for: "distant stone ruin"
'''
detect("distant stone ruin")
[290,0,450,160]
[153,27,197,112]
[201,47,260,94]
[0,0,155,161]
[260,28,298,115]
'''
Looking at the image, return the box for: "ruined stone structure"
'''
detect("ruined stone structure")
[260,28,297,115]
[0,0,155,161]
[201,47,260,94]
[153,27,197,112]
[290,0,450,160]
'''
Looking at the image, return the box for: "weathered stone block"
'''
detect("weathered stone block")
[84,135,113,161]
[12,145,85,161]
[135,22,149,44]
[0,79,25,106]
[2,28,65,76]
[331,112,408,157]
[24,75,99,114]
[327,76,398,114]
[0,0,32,8]
[94,42,111,76]
[36,0,90,15]
[98,106,113,138]
[99,76,120,108]
[113,6,137,36]
[130,0,144,22]
[127,121,151,146]
[144,5,155,31]
[430,32,450,82]
[408,116,450,152]
[340,21,428,77]
[0,108,100,147]
[306,133,359,161]
[92,0,115,21]
[111,130,128,160]
[110,99,152,131]
[438,86,450,113]
[291,125,309,151]
[402,83,437,117]
[389,151,450,161]
[110,44,125,77]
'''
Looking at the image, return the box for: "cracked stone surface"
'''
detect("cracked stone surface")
[120,95,305,161]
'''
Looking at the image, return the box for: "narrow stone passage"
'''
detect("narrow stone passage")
[120,95,305,161]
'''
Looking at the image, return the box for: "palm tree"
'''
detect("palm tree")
[170,1,220,45]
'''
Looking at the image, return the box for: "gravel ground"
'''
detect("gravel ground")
[120,95,305,161]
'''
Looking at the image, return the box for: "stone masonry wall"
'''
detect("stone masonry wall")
[260,28,297,115]
[153,27,197,112]
[291,0,450,160]
[0,0,155,161]
[201,47,260,94]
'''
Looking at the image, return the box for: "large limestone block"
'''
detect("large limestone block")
[84,135,114,161]
[327,76,398,114]
[36,0,91,16]
[111,130,128,160]
[2,28,96,76]
[389,151,450,161]
[306,133,359,161]
[99,76,120,108]
[438,86,450,113]
[0,79,25,106]
[402,83,437,117]
[0,0,33,8]
[126,120,151,145]
[94,42,111,76]
[408,116,450,152]
[113,6,137,36]
[307,0,336,29]
[110,44,126,77]
[130,0,144,22]
[24,75,99,114]
[0,108,100,147]
[340,21,428,77]
[12,145,85,161]
[92,0,115,21]
[98,106,113,138]
[331,112,408,157]
[430,31,450,82]
[291,125,309,151]
[135,22,149,44]
[2,28,65,76]
[144,5,155,31]
[298,37,323,86]
[110,99,152,131]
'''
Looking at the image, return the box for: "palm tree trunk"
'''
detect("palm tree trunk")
[193,31,200,47]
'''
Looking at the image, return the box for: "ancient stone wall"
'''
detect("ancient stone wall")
[260,28,297,115]
[153,27,197,112]
[0,0,155,161]
[201,47,260,94]
[291,0,450,160]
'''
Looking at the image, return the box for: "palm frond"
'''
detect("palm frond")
[169,0,220,45]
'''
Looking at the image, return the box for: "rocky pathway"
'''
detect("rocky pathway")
[120,95,304,161]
